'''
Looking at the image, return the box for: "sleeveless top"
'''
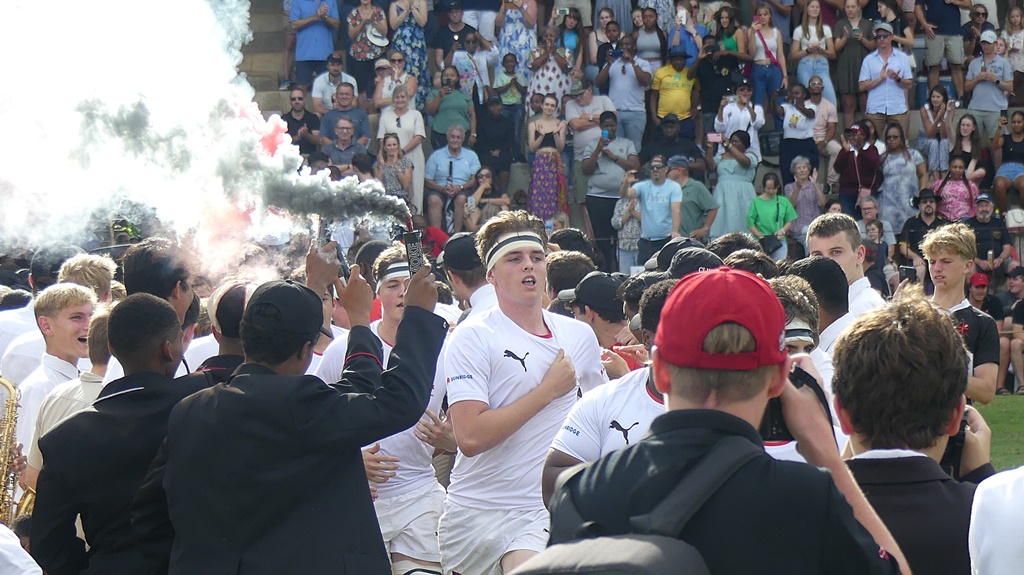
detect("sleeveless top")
[720,30,739,52]
[535,129,558,149]
[636,29,662,59]
[753,28,779,62]
[1003,134,1024,165]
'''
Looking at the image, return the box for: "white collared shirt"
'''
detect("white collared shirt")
[849,276,886,319]
[0,304,35,359]
[819,312,855,355]
[464,284,498,323]
[850,448,929,460]
[27,371,105,467]
[16,353,80,452]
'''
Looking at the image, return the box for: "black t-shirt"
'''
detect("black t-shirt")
[696,53,740,112]
[283,110,322,156]
[952,303,1000,368]
[899,214,951,259]
[639,137,707,182]
[1012,298,1024,326]
[979,294,1005,322]
[965,216,1010,261]
[430,23,478,53]
[961,22,996,58]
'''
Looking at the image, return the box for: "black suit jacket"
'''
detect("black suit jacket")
[132,306,448,575]
[30,371,212,575]
[847,456,980,575]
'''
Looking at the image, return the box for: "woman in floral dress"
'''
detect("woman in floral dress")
[389,0,430,108]
[496,0,538,83]
[347,0,389,100]
[527,27,572,113]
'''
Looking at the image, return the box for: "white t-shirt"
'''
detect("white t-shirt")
[849,276,886,318]
[565,95,617,161]
[781,102,817,140]
[315,321,447,499]
[792,24,832,51]
[551,367,663,462]
[312,71,359,110]
[970,466,1024,574]
[445,306,607,510]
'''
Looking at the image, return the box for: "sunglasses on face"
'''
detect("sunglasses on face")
[875,33,891,39]
[391,58,404,63]
[478,173,493,179]
[291,97,304,101]
[650,164,666,170]
[974,11,987,17]
[809,81,824,86]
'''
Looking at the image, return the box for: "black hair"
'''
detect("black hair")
[354,240,391,289]
[0,289,32,311]
[107,293,182,363]
[308,151,329,166]
[707,232,761,260]
[183,293,201,328]
[351,152,374,174]
[598,111,618,124]
[122,237,191,299]
[729,130,751,149]
[29,244,84,295]
[722,249,779,279]
[639,279,679,333]
[618,271,671,315]
[549,229,597,263]
[240,308,319,366]
[786,256,851,317]
[10,514,30,539]
[547,297,575,318]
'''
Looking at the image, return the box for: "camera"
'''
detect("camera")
[442,78,452,88]
[705,43,719,54]
[759,365,832,442]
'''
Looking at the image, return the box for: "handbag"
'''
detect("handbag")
[756,196,784,254]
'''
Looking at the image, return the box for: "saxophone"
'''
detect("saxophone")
[0,378,20,525]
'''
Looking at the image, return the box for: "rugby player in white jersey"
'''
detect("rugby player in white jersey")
[440,211,607,575]
[315,244,449,575]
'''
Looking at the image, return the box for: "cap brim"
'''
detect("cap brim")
[644,256,659,271]
[556,288,577,302]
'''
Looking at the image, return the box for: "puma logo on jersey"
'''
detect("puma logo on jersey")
[503,350,529,371]
[610,420,640,445]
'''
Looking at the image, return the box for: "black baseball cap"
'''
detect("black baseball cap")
[438,232,482,271]
[644,237,703,271]
[668,247,724,279]
[30,244,85,289]
[557,271,625,314]
[1009,266,1024,278]
[327,52,344,63]
[244,280,332,338]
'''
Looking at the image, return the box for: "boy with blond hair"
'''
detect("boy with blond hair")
[16,284,97,453]
[920,223,999,404]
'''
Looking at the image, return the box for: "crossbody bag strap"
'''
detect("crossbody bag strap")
[756,29,781,69]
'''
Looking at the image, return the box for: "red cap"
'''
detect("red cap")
[970,273,989,287]
[654,267,787,370]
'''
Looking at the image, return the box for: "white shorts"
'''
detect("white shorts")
[438,500,549,575]
[375,480,446,563]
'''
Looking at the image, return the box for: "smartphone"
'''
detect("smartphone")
[601,129,610,139]
[898,265,917,283]
[1001,109,1010,121]
[707,132,723,143]
[753,14,761,24]
[442,77,452,88]
[556,7,569,15]
[726,94,738,104]
[677,8,687,25]
[404,231,427,276]
[467,195,477,213]
[759,365,826,442]
[610,48,623,59]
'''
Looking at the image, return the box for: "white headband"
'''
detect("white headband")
[485,232,545,271]
[378,262,410,288]
[784,319,817,344]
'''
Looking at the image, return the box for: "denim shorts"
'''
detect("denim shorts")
[996,162,1024,182]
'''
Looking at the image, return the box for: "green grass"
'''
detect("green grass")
[976,397,1024,471]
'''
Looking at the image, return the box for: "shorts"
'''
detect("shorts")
[438,500,549,575]
[375,481,446,562]
[570,162,588,204]
[295,60,328,85]
[552,0,592,27]
[924,34,965,67]
[996,162,1024,182]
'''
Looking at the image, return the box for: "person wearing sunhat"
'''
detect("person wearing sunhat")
[834,121,881,216]
[966,28,1014,142]
[858,21,913,138]
[898,188,950,278]
[713,76,766,161]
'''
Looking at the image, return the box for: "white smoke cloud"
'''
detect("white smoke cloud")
[0,0,407,281]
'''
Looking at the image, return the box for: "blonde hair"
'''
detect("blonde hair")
[666,323,777,403]
[88,307,113,367]
[920,222,977,261]
[57,254,117,300]
[378,132,405,164]
[34,283,97,324]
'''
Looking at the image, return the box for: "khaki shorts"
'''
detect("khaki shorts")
[924,34,965,67]
[375,480,446,563]
[438,500,549,575]
[553,0,593,27]
[571,162,589,204]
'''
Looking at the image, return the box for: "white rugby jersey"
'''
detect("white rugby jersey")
[445,306,607,510]
[314,321,448,498]
[552,367,664,462]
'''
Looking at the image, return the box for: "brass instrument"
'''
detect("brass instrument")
[0,377,20,524]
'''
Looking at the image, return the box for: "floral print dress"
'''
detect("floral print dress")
[348,7,387,62]
[499,3,538,83]
[526,47,573,114]
[391,4,431,109]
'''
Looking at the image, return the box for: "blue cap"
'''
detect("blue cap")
[976,192,993,204]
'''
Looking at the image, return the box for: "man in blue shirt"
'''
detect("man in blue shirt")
[290,0,341,91]
[916,0,973,101]
[424,125,481,234]
[619,154,683,263]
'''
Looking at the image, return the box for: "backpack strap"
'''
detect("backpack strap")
[629,436,761,537]
[547,463,592,541]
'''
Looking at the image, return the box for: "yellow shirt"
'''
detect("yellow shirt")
[652,65,698,120]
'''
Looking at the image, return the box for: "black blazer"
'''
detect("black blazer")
[30,371,212,575]
[847,456,980,575]
[132,306,448,575]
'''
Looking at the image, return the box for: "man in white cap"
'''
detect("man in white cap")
[966,29,1013,142]
[858,21,913,138]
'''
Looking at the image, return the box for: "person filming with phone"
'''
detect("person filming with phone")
[543,267,909,574]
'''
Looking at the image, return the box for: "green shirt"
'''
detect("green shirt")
[678,179,719,235]
[427,88,473,135]
[746,194,798,236]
